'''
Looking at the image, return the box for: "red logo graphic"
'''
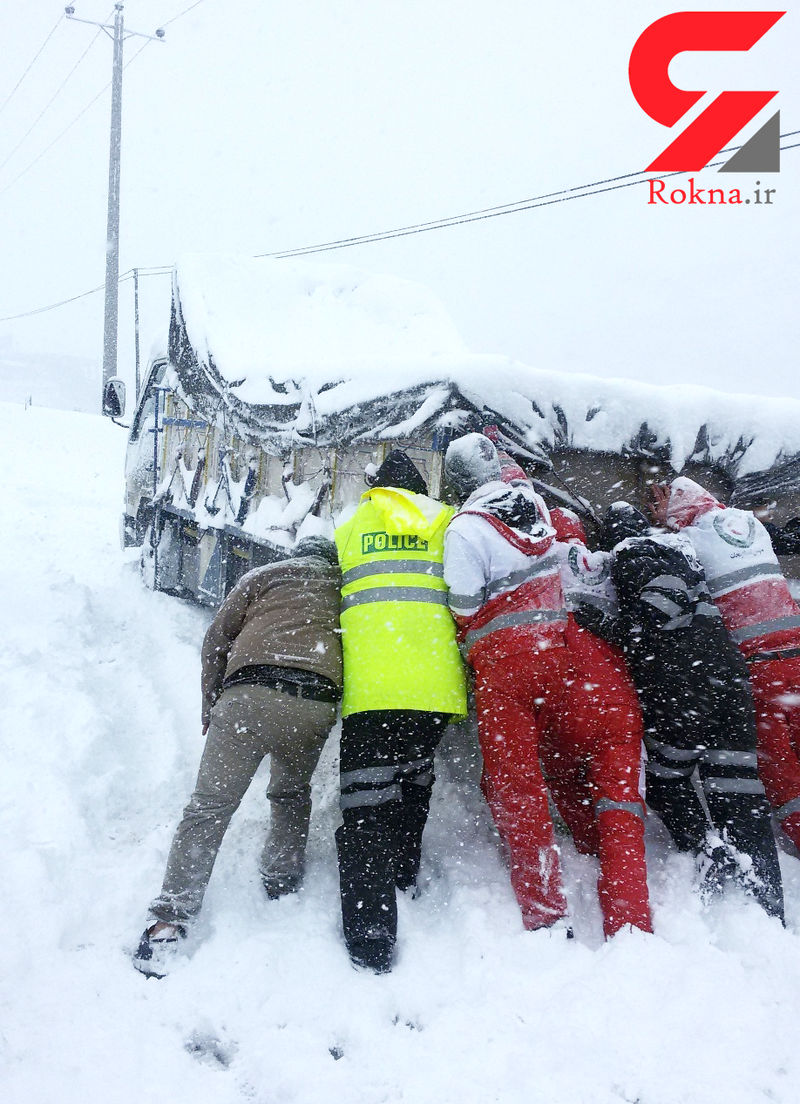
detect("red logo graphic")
[629,11,784,172]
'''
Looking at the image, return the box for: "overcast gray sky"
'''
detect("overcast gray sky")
[0,0,797,401]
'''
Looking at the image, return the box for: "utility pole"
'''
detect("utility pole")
[65,5,164,406]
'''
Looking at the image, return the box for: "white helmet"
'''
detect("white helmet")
[445,433,502,498]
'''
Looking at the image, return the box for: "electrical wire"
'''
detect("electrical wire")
[161,0,208,29]
[0,37,153,198]
[0,264,173,323]
[1,135,797,323]
[0,282,105,322]
[0,13,65,118]
[0,24,107,176]
[259,129,800,260]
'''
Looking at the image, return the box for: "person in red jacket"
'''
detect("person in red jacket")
[651,476,800,852]
[443,433,651,938]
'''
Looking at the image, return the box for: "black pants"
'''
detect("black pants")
[641,669,784,921]
[336,709,446,966]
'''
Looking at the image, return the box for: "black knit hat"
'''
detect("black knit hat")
[370,450,428,495]
[599,502,650,550]
[292,536,339,565]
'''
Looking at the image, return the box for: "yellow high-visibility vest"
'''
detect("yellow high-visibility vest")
[335,487,467,718]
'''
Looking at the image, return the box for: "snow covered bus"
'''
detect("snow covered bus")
[113,254,800,606]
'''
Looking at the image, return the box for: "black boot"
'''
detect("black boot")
[336,817,397,973]
[704,792,785,922]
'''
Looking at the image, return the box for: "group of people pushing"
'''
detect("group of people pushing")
[133,430,800,977]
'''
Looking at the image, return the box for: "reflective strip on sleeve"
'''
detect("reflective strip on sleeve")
[746,646,800,664]
[707,562,784,597]
[595,798,645,819]
[341,586,450,612]
[641,590,685,618]
[464,607,567,649]
[342,559,443,585]
[694,602,721,619]
[646,575,689,594]
[731,615,800,643]
[567,591,618,615]
[775,796,800,822]
[484,558,559,602]
[662,613,694,631]
[447,589,486,614]
[340,785,403,810]
[701,777,766,796]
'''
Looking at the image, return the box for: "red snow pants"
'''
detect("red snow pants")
[474,617,651,938]
[748,655,800,850]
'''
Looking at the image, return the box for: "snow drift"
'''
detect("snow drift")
[4,399,800,1104]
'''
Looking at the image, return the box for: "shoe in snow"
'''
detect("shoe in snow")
[348,928,395,974]
[697,834,740,905]
[261,872,302,900]
[132,921,186,978]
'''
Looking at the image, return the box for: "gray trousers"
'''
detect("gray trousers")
[150,684,336,924]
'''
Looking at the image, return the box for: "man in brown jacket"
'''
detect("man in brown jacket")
[133,536,342,977]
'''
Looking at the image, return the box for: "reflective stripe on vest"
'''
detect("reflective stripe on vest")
[341,586,450,612]
[464,607,567,650]
[341,559,443,585]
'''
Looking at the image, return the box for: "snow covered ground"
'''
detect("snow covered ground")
[3,398,800,1104]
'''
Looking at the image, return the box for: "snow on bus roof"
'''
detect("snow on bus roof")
[172,253,800,479]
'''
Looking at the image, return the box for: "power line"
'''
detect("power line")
[0,265,172,323]
[0,13,65,118]
[0,24,107,177]
[161,0,208,29]
[2,137,797,323]
[0,36,153,197]
[0,282,105,322]
[259,130,800,260]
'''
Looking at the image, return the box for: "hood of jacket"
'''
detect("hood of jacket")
[599,501,651,550]
[461,479,555,545]
[362,486,451,540]
[663,477,723,530]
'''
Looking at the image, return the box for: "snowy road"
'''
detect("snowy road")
[2,400,800,1104]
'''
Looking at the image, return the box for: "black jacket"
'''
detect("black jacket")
[611,533,754,739]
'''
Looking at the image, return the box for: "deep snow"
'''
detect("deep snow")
[3,399,800,1104]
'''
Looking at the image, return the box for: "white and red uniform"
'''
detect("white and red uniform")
[444,487,651,937]
[664,476,800,849]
